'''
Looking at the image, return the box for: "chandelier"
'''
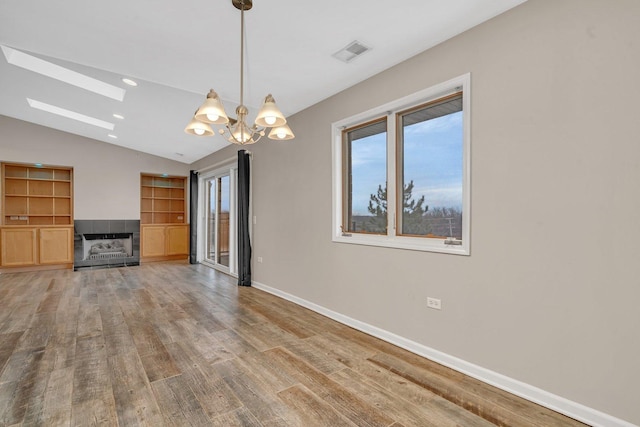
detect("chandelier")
[184,0,294,144]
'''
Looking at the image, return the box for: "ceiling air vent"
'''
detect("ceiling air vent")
[332,41,371,63]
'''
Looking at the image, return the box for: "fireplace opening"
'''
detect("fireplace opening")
[74,220,140,271]
[82,233,133,261]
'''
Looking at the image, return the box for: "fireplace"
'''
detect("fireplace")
[74,220,140,270]
[83,233,132,260]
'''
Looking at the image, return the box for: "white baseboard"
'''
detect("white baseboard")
[252,280,637,427]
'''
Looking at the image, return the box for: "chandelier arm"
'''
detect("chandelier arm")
[222,128,264,145]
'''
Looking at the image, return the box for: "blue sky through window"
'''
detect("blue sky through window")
[351,111,463,215]
[209,175,230,213]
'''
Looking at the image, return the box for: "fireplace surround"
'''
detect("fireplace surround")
[74,220,140,270]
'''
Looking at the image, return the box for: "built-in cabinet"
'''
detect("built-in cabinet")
[140,174,188,262]
[1,163,74,271]
[1,227,73,267]
[0,228,36,266]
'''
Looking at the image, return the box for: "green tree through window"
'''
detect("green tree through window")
[367,180,462,238]
[367,180,431,235]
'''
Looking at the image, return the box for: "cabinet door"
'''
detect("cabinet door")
[1,228,37,266]
[166,225,189,256]
[39,227,73,264]
[141,226,167,257]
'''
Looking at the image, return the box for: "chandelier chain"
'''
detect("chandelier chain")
[239,0,245,109]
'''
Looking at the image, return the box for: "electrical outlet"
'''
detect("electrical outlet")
[427,297,441,310]
[257,257,263,263]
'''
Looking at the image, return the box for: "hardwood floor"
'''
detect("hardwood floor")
[0,262,587,426]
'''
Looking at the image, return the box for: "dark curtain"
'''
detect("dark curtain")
[237,150,252,286]
[189,170,198,264]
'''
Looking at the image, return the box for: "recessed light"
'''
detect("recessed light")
[122,78,138,87]
[34,163,43,168]
[161,173,169,177]
[108,134,118,139]
[2,45,126,101]
[113,113,124,120]
[27,98,115,130]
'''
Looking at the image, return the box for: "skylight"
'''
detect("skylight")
[27,98,115,130]
[2,45,126,101]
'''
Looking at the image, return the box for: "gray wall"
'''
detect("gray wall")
[193,0,640,424]
[0,116,190,219]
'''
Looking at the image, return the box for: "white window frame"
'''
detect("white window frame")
[331,73,471,255]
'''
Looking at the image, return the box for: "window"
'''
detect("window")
[332,74,470,255]
[343,119,387,234]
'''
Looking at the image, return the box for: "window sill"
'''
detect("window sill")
[332,233,469,256]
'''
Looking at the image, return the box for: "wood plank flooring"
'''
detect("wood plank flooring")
[0,262,587,426]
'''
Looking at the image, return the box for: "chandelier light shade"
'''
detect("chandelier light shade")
[255,94,287,128]
[194,90,229,125]
[268,124,295,140]
[184,0,294,145]
[184,113,214,136]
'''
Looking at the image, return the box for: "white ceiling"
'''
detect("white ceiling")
[0,0,526,164]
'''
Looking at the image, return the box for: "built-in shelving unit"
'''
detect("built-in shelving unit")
[2,163,73,225]
[140,174,188,262]
[1,162,74,271]
[140,174,186,224]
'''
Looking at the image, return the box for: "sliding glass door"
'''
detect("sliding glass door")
[199,166,237,274]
